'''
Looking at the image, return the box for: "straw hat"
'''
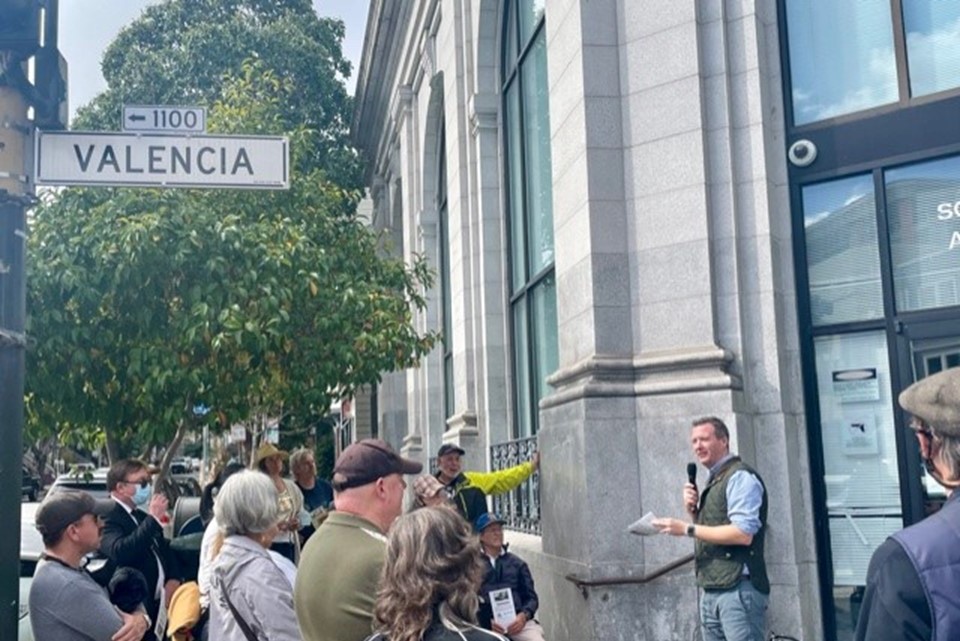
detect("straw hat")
[253,442,289,467]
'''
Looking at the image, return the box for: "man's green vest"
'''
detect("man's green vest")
[694,456,769,594]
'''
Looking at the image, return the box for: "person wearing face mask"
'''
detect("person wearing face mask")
[100,458,183,641]
[854,367,960,641]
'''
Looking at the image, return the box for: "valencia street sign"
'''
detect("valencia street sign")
[35,131,289,189]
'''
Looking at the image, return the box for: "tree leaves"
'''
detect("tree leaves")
[26,18,438,460]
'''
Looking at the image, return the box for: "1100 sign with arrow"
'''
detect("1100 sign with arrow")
[123,105,206,133]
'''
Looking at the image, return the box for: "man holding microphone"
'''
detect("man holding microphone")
[653,416,769,641]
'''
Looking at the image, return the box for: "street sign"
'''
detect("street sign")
[123,105,206,133]
[35,131,289,189]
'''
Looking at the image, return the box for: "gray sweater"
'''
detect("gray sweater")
[29,558,124,641]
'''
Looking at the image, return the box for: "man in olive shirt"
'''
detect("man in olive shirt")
[295,439,421,641]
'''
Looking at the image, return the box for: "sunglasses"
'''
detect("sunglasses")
[72,513,104,528]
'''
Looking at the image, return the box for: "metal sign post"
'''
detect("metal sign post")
[0,81,29,641]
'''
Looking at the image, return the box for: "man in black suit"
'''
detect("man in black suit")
[100,459,182,641]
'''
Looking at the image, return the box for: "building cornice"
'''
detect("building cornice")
[541,347,740,409]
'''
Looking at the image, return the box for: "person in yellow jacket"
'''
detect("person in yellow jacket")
[435,444,539,524]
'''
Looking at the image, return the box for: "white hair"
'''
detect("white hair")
[214,470,280,536]
[289,447,314,471]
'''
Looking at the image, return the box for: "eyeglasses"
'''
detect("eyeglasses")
[909,418,934,439]
[122,479,150,489]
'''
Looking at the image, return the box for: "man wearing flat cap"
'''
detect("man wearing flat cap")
[294,438,422,641]
[435,443,540,525]
[30,491,151,641]
[855,366,960,641]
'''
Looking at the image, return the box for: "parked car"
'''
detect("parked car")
[20,502,42,641]
[47,467,111,499]
[21,468,41,502]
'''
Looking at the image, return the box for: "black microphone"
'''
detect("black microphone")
[687,462,699,516]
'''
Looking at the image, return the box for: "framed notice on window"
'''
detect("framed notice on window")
[841,415,879,456]
[832,368,880,402]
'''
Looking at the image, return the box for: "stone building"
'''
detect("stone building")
[352,1,960,639]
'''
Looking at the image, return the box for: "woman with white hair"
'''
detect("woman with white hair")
[366,506,507,641]
[209,470,301,641]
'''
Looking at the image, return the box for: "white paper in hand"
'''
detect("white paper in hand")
[627,511,660,536]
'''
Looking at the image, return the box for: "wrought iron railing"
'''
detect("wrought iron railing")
[490,436,540,534]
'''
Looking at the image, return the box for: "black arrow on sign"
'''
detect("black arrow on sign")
[128,114,146,122]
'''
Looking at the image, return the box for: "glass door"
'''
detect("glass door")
[796,151,960,639]
[896,320,960,521]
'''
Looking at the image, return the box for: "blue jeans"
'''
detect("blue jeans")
[699,579,768,641]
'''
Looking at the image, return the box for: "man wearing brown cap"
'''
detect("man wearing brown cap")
[29,491,151,641]
[294,438,422,641]
[855,366,960,641]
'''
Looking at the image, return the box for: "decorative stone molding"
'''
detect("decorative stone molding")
[541,346,740,409]
[392,85,414,128]
[421,34,437,82]
[445,409,479,432]
[401,431,424,458]
[469,92,498,138]
[440,413,482,465]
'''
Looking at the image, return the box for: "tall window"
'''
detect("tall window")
[784,0,960,126]
[502,0,557,437]
[438,124,454,421]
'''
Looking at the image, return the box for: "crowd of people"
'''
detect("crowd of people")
[28,439,543,641]
[28,365,960,641]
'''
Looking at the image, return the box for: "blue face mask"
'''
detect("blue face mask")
[133,483,152,506]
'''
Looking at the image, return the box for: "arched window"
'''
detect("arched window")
[502,0,556,437]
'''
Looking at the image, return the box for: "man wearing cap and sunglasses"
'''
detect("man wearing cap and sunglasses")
[854,366,960,641]
[294,438,422,641]
[100,459,183,641]
[30,491,151,641]
[435,444,539,525]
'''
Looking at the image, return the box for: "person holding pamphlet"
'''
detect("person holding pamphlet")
[476,514,546,641]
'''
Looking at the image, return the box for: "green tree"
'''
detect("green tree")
[26,61,438,468]
[75,0,361,187]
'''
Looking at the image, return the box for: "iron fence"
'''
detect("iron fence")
[490,436,540,534]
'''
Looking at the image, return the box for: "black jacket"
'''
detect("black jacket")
[440,472,489,525]
[477,546,539,629]
[99,500,182,636]
[367,618,508,641]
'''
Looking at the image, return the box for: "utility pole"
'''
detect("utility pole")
[0,70,30,641]
[1,0,63,636]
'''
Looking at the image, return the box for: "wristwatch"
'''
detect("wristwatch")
[686,523,696,538]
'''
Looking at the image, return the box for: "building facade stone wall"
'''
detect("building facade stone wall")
[353,1,821,639]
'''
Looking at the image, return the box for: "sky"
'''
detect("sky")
[57,0,370,122]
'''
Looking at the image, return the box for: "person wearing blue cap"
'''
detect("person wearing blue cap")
[475,513,546,641]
